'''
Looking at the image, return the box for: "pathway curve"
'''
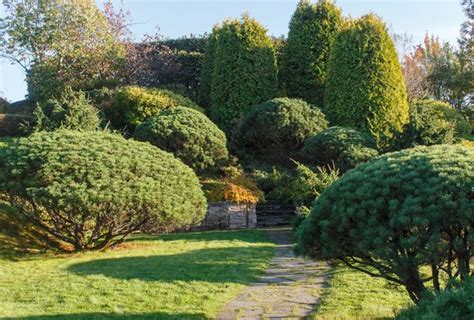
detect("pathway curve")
[218,228,329,319]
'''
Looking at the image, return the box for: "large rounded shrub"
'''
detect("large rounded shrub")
[235,98,328,161]
[134,106,228,172]
[325,14,409,148]
[0,131,207,251]
[208,14,278,134]
[281,0,343,106]
[396,279,474,320]
[297,145,473,302]
[301,126,378,170]
[104,86,202,132]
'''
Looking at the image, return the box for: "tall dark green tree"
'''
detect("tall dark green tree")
[280,0,343,106]
[325,14,409,148]
[206,14,278,134]
[199,28,220,111]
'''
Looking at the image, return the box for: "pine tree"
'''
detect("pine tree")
[325,14,409,148]
[280,0,343,106]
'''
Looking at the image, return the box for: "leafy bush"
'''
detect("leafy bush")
[134,106,228,172]
[280,0,343,105]
[396,279,474,320]
[0,115,33,137]
[301,126,379,171]
[208,14,278,133]
[104,86,202,132]
[297,144,474,303]
[325,14,409,148]
[33,87,101,132]
[0,130,207,251]
[235,98,328,163]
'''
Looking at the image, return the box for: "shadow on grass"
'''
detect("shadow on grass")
[3,312,205,319]
[69,246,273,283]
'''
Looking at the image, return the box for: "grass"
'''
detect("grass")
[313,263,413,319]
[0,228,275,319]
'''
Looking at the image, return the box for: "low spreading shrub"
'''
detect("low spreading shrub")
[103,86,202,132]
[301,126,379,171]
[134,106,228,172]
[235,98,328,164]
[0,130,207,251]
[297,144,474,303]
[396,279,474,320]
[33,87,101,132]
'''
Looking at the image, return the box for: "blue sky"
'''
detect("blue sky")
[0,0,466,101]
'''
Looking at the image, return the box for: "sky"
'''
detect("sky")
[0,0,467,102]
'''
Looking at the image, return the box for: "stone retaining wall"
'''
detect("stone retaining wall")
[194,202,257,230]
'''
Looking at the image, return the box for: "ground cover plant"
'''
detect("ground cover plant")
[0,131,207,251]
[0,228,274,319]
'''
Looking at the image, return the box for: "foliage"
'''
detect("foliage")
[205,165,265,204]
[208,14,278,133]
[32,87,101,132]
[252,167,294,203]
[297,145,474,303]
[325,14,409,148]
[235,98,328,164]
[280,0,343,105]
[0,115,33,137]
[103,86,202,132]
[396,279,474,320]
[0,98,8,114]
[134,106,228,172]
[0,230,274,318]
[399,99,470,148]
[301,126,379,171]
[199,28,219,111]
[0,0,127,101]
[0,130,207,251]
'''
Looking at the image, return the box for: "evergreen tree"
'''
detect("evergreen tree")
[208,14,278,134]
[281,0,343,106]
[325,14,409,148]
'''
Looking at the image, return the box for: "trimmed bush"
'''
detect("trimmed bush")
[134,106,228,172]
[33,87,101,132]
[209,14,278,133]
[104,86,202,132]
[235,98,328,162]
[297,145,474,303]
[301,126,379,170]
[281,0,343,105]
[396,279,474,320]
[0,130,207,251]
[325,14,409,148]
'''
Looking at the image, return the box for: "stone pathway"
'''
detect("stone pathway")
[218,228,329,319]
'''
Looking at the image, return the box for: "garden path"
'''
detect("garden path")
[217,228,329,319]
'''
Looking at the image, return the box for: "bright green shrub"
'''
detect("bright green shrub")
[104,86,202,132]
[134,106,228,172]
[418,100,470,137]
[297,145,474,303]
[0,130,207,251]
[281,0,343,105]
[209,14,278,133]
[33,87,101,132]
[396,279,474,320]
[325,14,409,148]
[235,98,328,162]
[301,126,378,170]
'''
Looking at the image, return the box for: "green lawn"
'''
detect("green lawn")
[313,263,413,319]
[0,229,275,319]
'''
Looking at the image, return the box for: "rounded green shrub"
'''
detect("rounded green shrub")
[235,98,328,161]
[325,14,409,148]
[209,14,278,134]
[33,87,101,132]
[281,0,343,106]
[396,279,474,320]
[134,106,228,172]
[104,86,202,132]
[297,145,473,302]
[301,126,378,170]
[0,130,207,251]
